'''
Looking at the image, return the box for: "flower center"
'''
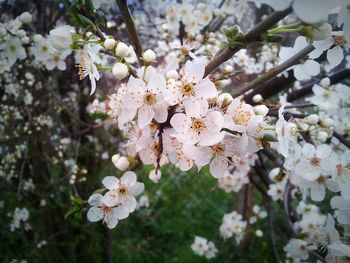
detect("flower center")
[212,144,225,155]
[181,82,195,96]
[191,118,206,132]
[233,106,252,125]
[102,205,112,214]
[310,156,320,167]
[118,186,128,195]
[143,92,157,105]
[336,164,344,175]
[334,35,346,46]
[9,45,16,52]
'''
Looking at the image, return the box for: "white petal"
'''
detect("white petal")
[194,78,217,99]
[153,103,168,123]
[316,144,331,158]
[302,143,316,158]
[327,46,344,67]
[113,205,129,220]
[205,111,224,132]
[184,60,204,82]
[170,113,191,132]
[304,60,320,76]
[129,182,145,196]
[199,131,225,146]
[88,194,103,206]
[121,171,137,186]
[311,185,325,201]
[138,105,155,128]
[106,213,119,229]
[293,0,329,24]
[184,97,201,117]
[87,207,103,222]
[294,64,309,81]
[124,196,137,213]
[102,176,119,190]
[210,158,227,178]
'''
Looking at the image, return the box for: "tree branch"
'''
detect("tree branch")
[233,44,315,97]
[204,7,292,77]
[116,0,143,65]
[333,131,350,149]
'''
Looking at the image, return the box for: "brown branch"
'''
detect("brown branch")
[204,7,292,77]
[116,0,143,65]
[233,44,315,97]
[333,131,350,149]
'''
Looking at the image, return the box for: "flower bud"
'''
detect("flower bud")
[33,34,44,42]
[320,77,330,88]
[19,12,32,23]
[305,114,319,125]
[149,169,161,183]
[112,63,129,80]
[317,131,328,142]
[252,94,263,103]
[143,49,156,64]
[218,93,233,105]
[112,155,129,171]
[21,36,30,44]
[166,70,178,80]
[115,42,129,58]
[223,65,233,73]
[104,38,116,50]
[16,30,26,38]
[254,229,263,238]
[48,25,73,51]
[254,105,269,116]
[322,118,334,127]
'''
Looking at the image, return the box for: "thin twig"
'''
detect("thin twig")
[333,131,350,149]
[116,0,143,65]
[204,8,292,77]
[233,44,315,97]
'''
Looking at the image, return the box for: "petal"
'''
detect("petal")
[210,158,227,178]
[102,176,119,190]
[316,144,331,158]
[138,105,155,128]
[176,130,200,145]
[304,60,320,76]
[184,60,204,82]
[170,113,191,132]
[293,0,329,24]
[302,143,316,158]
[87,207,103,222]
[205,111,224,132]
[294,64,309,80]
[88,194,103,206]
[194,78,217,99]
[311,185,325,201]
[121,171,137,186]
[106,213,119,229]
[153,103,168,123]
[113,205,129,220]
[199,131,225,146]
[327,46,344,67]
[124,196,137,213]
[129,182,145,196]
[184,97,201,117]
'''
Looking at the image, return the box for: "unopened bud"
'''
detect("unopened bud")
[143,49,156,64]
[254,105,269,116]
[305,114,319,125]
[252,94,263,103]
[115,42,129,58]
[104,38,116,50]
[317,131,328,142]
[112,63,129,80]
